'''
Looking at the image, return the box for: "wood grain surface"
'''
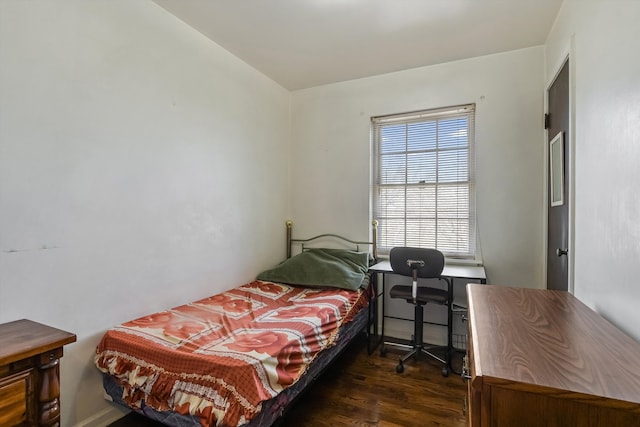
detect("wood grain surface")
[467,284,640,427]
[0,319,76,366]
[468,285,640,406]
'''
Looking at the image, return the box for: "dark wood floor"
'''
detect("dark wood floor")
[108,336,467,427]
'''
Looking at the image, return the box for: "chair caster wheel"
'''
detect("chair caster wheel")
[396,362,404,373]
[441,367,449,377]
[380,347,387,357]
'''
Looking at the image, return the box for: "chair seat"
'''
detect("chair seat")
[389,285,448,305]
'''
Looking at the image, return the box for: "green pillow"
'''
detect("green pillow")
[257,248,369,291]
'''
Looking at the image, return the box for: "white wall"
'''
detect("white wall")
[9,0,636,424]
[545,0,640,341]
[0,1,290,425]
[291,47,546,286]
[290,47,546,341]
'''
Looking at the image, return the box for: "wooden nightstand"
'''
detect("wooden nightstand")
[0,319,76,427]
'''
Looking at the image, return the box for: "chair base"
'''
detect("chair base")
[380,339,450,376]
[379,298,452,376]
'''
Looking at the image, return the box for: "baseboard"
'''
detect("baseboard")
[73,407,128,427]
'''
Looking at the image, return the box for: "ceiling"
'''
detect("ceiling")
[153,0,563,91]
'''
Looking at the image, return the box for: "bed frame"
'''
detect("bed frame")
[101,220,381,427]
[285,219,380,355]
[266,219,380,424]
[286,219,378,260]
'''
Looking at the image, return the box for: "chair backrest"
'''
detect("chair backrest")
[389,247,445,279]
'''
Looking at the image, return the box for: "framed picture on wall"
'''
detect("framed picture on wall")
[550,131,564,207]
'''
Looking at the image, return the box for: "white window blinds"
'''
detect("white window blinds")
[372,104,476,259]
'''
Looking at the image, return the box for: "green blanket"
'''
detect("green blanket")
[256,248,369,291]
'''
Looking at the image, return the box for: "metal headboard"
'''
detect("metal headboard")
[286,220,378,260]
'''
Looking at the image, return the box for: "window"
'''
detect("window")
[371,104,476,260]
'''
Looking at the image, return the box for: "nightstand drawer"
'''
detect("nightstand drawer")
[0,369,33,426]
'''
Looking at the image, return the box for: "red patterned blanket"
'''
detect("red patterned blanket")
[95,280,368,427]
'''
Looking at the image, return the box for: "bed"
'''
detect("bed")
[95,220,379,427]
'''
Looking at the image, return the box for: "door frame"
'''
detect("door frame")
[544,38,575,293]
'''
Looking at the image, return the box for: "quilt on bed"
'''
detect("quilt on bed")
[95,280,368,427]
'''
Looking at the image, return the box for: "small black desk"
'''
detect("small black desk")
[368,261,486,352]
[369,260,486,283]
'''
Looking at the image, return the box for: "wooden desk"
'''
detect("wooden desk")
[0,319,76,427]
[465,285,640,427]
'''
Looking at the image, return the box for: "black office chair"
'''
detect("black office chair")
[380,247,452,376]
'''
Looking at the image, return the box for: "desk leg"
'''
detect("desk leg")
[380,272,385,346]
[367,274,376,354]
[373,273,378,339]
[367,271,386,355]
[447,277,454,374]
[379,272,387,356]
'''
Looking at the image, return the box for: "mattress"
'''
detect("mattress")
[95,279,370,427]
[101,304,369,427]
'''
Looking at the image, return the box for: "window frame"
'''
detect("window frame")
[371,104,478,262]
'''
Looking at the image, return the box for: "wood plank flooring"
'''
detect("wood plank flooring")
[108,335,468,427]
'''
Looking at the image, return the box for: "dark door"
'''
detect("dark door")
[546,60,570,291]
